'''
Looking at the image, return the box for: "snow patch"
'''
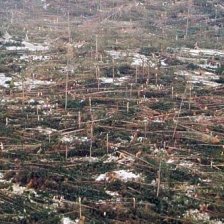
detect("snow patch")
[105,190,119,197]
[20,55,50,61]
[178,160,194,168]
[61,136,73,144]
[0,73,12,88]
[36,126,57,135]
[6,41,48,52]
[183,209,223,223]
[3,32,12,41]
[104,153,134,165]
[180,48,224,58]
[178,70,221,87]
[96,170,142,182]
[61,135,90,144]
[100,76,130,85]
[14,78,54,90]
[61,217,79,224]
[11,184,26,195]
[106,50,156,67]
[106,50,127,60]
[131,53,148,66]
[166,158,178,164]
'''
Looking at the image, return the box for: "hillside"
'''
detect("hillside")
[0,0,224,223]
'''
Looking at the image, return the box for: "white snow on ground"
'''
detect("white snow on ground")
[201,178,212,183]
[61,217,79,224]
[2,32,48,51]
[3,32,12,41]
[1,98,18,104]
[176,56,207,64]
[104,153,135,165]
[96,170,142,182]
[14,78,54,90]
[198,63,219,71]
[60,135,89,144]
[36,126,57,135]
[0,172,4,180]
[160,59,168,67]
[184,209,210,222]
[41,0,50,10]
[28,99,36,104]
[11,184,26,195]
[61,136,74,143]
[74,41,86,48]
[11,184,38,196]
[105,190,119,197]
[0,73,12,88]
[76,136,89,142]
[183,209,224,224]
[0,174,38,196]
[20,55,50,61]
[70,156,99,163]
[25,100,57,112]
[178,160,194,168]
[166,158,178,164]
[180,48,224,58]
[0,75,54,90]
[100,76,130,85]
[106,50,127,60]
[106,50,157,67]
[131,53,148,66]
[6,41,49,51]
[81,157,99,162]
[177,70,221,87]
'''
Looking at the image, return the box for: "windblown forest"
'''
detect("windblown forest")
[0,0,224,223]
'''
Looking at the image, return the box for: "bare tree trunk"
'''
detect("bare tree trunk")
[185,2,191,39]
[95,34,98,60]
[22,74,25,111]
[106,133,109,154]
[156,160,162,197]
[78,111,81,128]
[65,70,68,111]
[79,197,82,218]
[189,85,192,111]
[112,59,115,83]
[90,123,93,157]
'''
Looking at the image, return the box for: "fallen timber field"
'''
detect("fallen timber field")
[0,0,224,223]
